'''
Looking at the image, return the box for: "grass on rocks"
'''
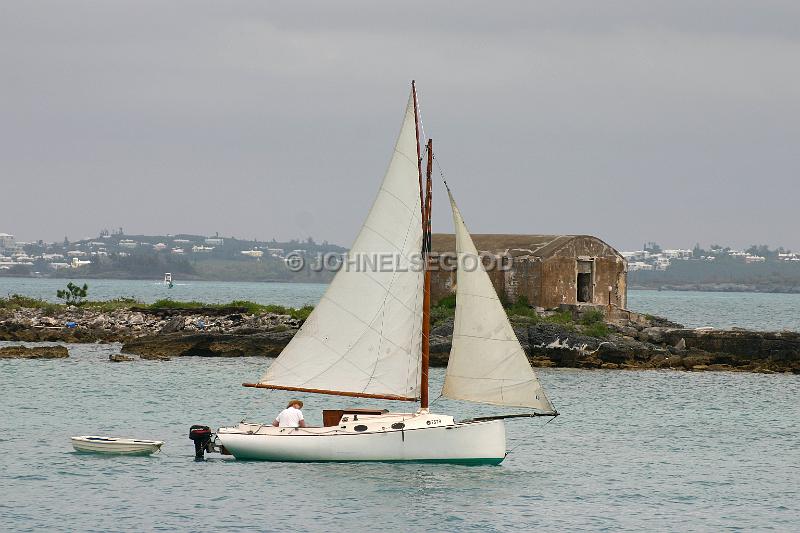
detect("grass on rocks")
[431,294,611,338]
[0,294,314,320]
[0,294,62,316]
[145,299,314,320]
[3,291,610,338]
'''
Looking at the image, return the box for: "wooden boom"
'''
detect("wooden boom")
[242,383,418,402]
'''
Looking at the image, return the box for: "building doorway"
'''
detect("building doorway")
[577,260,593,303]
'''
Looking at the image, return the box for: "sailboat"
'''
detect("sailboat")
[215,82,557,464]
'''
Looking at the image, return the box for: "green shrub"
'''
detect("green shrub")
[261,303,293,316]
[261,303,314,321]
[229,300,268,314]
[546,310,574,325]
[435,294,457,309]
[579,309,605,326]
[56,282,89,306]
[430,294,458,326]
[430,305,454,326]
[148,299,206,309]
[293,305,314,321]
[509,314,540,325]
[583,322,610,338]
[504,296,540,320]
[85,298,141,311]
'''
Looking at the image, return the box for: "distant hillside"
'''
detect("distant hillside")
[1,233,344,283]
[629,256,800,293]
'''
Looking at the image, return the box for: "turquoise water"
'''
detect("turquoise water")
[3,277,800,331]
[2,344,798,531]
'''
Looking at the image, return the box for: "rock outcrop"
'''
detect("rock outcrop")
[0,307,300,343]
[0,345,69,359]
[2,304,799,373]
[122,330,295,359]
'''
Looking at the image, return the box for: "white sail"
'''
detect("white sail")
[442,190,556,412]
[259,92,424,399]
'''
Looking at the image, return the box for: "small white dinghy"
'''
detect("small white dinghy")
[71,436,164,455]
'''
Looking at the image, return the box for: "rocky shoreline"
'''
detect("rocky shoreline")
[1,305,798,373]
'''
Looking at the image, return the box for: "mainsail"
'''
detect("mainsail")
[257,91,424,400]
[442,190,556,412]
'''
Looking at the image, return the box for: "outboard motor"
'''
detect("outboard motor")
[189,425,213,460]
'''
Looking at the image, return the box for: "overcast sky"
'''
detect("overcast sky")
[2,1,798,251]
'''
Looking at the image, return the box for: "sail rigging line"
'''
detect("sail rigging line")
[434,153,450,189]
[412,80,424,225]
[503,415,559,455]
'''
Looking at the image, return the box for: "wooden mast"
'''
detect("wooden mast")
[420,138,433,409]
[412,80,432,410]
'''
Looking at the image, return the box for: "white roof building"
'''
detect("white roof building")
[0,233,16,250]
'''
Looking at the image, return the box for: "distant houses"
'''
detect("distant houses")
[0,233,17,251]
[621,246,778,271]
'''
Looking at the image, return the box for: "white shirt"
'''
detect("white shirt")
[275,406,304,427]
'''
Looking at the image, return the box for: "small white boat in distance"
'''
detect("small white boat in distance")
[71,436,164,455]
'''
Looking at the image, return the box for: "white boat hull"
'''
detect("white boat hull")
[71,436,164,455]
[216,412,506,464]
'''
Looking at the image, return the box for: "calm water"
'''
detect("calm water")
[0,277,326,308]
[2,277,800,331]
[2,344,798,531]
[627,290,800,331]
